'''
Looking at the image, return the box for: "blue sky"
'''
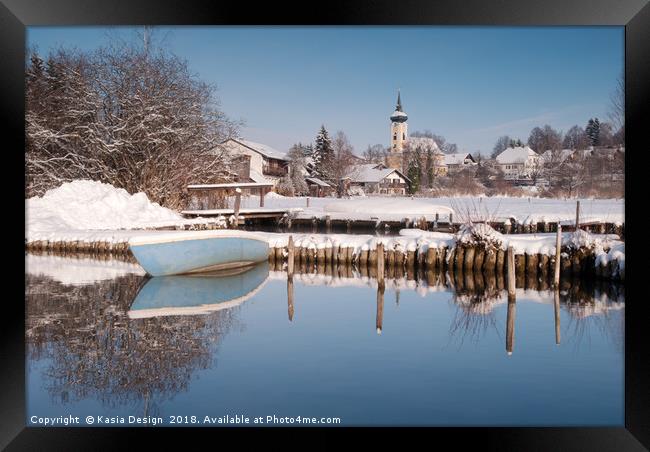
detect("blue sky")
[27,26,623,155]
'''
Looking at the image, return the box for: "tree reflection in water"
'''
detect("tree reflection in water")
[26,272,241,413]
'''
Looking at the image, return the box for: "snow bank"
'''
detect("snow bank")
[26,180,182,234]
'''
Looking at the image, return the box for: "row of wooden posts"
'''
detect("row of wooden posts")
[283,234,565,355]
[272,225,621,282]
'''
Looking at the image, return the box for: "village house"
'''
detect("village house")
[345,162,411,195]
[221,138,290,187]
[495,145,542,180]
[443,152,477,173]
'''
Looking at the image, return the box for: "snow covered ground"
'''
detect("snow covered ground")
[237,192,624,225]
[24,181,624,278]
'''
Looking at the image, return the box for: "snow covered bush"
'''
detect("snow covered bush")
[455,223,503,249]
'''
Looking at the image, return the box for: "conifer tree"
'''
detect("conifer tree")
[586,118,601,146]
[312,125,333,177]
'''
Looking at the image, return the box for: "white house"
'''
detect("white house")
[345,163,411,195]
[495,146,541,180]
[443,152,477,172]
[221,138,290,187]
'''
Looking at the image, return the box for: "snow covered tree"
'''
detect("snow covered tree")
[320,131,356,196]
[25,33,240,209]
[286,143,309,195]
[585,118,601,146]
[406,160,420,194]
[311,125,333,178]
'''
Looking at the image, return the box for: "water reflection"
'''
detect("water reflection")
[129,263,269,318]
[26,253,624,423]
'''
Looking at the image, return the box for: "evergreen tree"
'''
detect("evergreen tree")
[312,125,333,177]
[586,118,601,146]
[407,160,420,194]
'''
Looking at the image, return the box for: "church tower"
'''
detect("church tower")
[387,90,408,169]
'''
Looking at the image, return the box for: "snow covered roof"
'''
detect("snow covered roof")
[305,177,332,187]
[224,138,289,161]
[495,146,539,164]
[346,164,410,183]
[443,153,476,166]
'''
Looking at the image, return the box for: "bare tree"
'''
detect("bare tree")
[491,135,512,158]
[321,131,356,196]
[527,125,562,153]
[362,144,387,164]
[608,74,624,136]
[26,33,240,209]
[563,125,588,150]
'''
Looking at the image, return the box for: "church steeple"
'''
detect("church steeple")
[388,89,408,167]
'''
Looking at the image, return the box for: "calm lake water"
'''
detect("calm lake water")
[25,253,624,427]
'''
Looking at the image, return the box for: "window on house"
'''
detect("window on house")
[393,134,397,140]
[402,133,405,140]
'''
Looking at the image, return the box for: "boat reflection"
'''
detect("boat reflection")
[128,262,270,319]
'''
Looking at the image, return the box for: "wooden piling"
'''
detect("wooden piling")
[575,200,580,230]
[474,247,485,272]
[454,246,465,272]
[553,289,561,345]
[507,246,516,299]
[463,246,475,272]
[376,280,385,334]
[376,243,385,285]
[426,247,436,269]
[287,276,294,321]
[484,247,496,272]
[506,293,516,355]
[286,236,294,276]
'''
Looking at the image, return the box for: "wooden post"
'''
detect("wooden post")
[287,275,294,322]
[506,288,516,355]
[234,188,241,216]
[306,197,310,207]
[260,187,265,207]
[553,289,561,345]
[325,215,332,233]
[554,224,562,287]
[575,200,580,231]
[435,212,439,228]
[376,279,385,334]
[287,235,295,277]
[507,246,516,300]
[376,243,385,285]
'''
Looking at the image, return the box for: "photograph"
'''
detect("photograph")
[23,25,626,427]
[1,0,646,446]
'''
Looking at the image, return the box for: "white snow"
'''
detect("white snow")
[236,192,623,225]
[26,180,182,234]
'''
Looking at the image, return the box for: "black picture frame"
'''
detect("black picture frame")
[2,0,648,449]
